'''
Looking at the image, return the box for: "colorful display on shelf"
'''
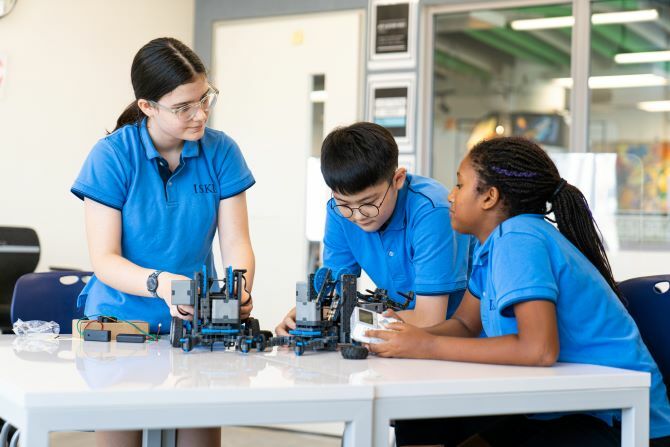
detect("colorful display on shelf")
[600,141,670,214]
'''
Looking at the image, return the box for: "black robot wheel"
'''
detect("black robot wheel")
[340,344,369,360]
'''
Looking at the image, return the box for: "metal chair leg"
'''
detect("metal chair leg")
[8,430,18,447]
[0,421,12,446]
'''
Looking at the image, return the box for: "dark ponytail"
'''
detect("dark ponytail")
[115,102,143,131]
[469,136,621,300]
[112,37,207,132]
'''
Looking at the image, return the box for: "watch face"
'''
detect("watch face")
[147,275,158,291]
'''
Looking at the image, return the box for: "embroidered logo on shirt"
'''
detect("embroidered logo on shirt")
[193,184,217,194]
[489,299,496,311]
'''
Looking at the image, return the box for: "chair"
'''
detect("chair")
[619,274,670,397]
[10,271,91,334]
[0,227,40,333]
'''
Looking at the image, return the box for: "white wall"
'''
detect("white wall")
[0,0,194,271]
[610,251,670,281]
[211,11,363,331]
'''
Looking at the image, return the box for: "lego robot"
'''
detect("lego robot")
[272,267,414,359]
[169,266,269,353]
[270,268,355,356]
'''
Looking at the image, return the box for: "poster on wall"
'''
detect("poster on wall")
[369,0,418,70]
[374,86,408,138]
[367,73,415,152]
[376,3,409,54]
[0,54,6,99]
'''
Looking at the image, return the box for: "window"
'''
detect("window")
[588,0,670,248]
[431,4,572,189]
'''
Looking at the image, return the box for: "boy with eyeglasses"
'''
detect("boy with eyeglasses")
[275,122,470,335]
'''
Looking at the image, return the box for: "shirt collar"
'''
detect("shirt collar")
[139,118,200,160]
[471,222,500,267]
[382,175,410,232]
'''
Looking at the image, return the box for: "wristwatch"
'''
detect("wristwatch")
[147,270,163,298]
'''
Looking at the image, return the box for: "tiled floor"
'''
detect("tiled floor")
[50,426,342,446]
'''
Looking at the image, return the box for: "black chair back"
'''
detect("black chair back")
[0,227,40,333]
[619,275,670,398]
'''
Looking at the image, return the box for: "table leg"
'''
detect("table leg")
[373,417,391,447]
[342,400,373,447]
[620,389,649,447]
[143,429,162,447]
[161,429,176,447]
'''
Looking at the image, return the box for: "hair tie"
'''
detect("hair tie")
[490,165,538,178]
[551,178,567,199]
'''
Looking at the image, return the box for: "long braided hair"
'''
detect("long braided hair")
[468,136,621,299]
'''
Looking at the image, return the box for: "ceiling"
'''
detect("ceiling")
[433,0,670,97]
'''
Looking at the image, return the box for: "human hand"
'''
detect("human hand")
[157,272,194,320]
[365,320,435,359]
[240,289,253,320]
[275,307,296,336]
[381,309,404,322]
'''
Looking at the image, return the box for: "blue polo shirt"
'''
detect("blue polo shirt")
[323,174,470,316]
[71,119,255,332]
[469,214,670,438]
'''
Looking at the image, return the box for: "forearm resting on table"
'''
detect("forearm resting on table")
[425,299,559,366]
[421,289,482,337]
[426,333,558,367]
[423,316,478,338]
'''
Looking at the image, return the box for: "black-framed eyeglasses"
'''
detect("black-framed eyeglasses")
[149,85,219,122]
[330,180,393,218]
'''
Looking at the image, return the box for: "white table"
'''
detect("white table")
[0,335,372,447]
[265,352,652,447]
[0,335,651,447]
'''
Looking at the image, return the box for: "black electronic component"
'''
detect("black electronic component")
[97,316,117,323]
[357,288,412,313]
[341,343,369,360]
[116,333,146,343]
[83,329,111,342]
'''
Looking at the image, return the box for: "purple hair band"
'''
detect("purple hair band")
[490,165,539,178]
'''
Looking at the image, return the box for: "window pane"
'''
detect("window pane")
[589,0,670,249]
[431,4,572,189]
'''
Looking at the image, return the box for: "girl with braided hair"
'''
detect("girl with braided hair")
[366,137,670,446]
